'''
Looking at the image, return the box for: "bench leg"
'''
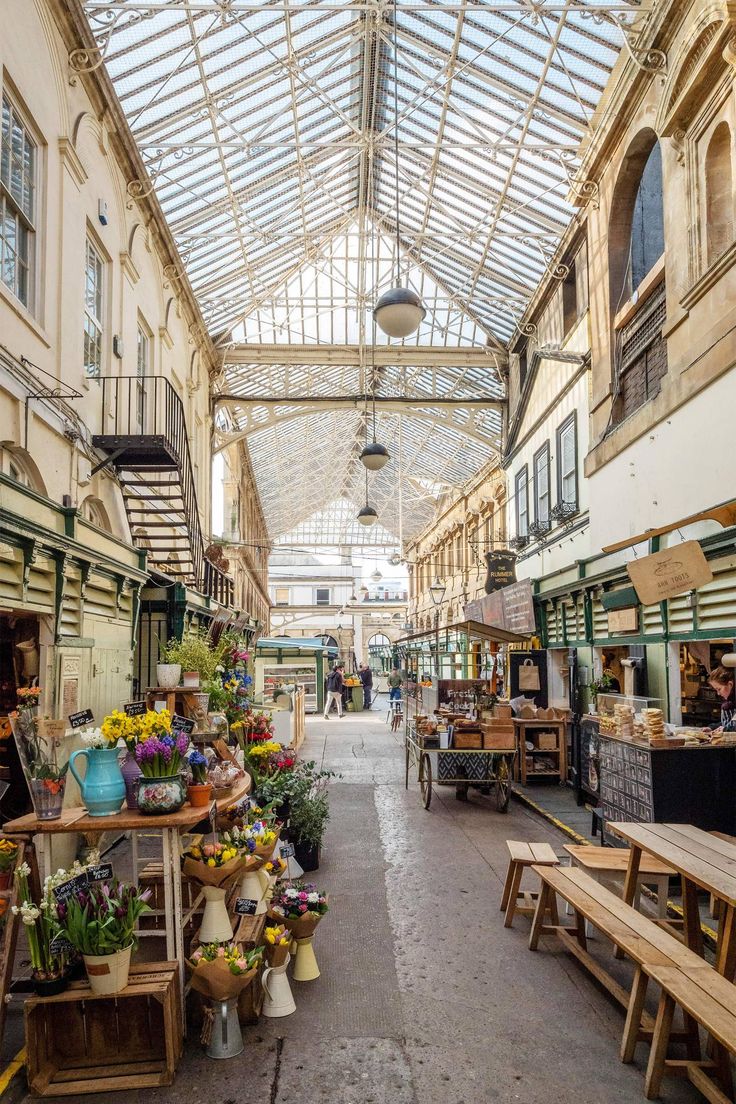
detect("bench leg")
[529,881,554,951]
[504,861,524,929]
[500,860,517,914]
[573,909,587,951]
[714,1041,735,1100]
[645,991,675,1100]
[621,966,648,1064]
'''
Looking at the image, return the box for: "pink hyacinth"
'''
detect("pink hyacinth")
[216,946,226,957]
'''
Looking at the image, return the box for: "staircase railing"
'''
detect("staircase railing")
[97,375,233,606]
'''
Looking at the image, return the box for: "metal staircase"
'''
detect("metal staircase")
[92,375,233,605]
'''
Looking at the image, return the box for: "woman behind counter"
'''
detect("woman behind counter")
[708,665,736,732]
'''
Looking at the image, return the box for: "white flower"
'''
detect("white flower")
[80,727,105,748]
[17,862,31,878]
[307,892,319,904]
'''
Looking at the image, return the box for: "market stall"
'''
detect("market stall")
[254,637,336,714]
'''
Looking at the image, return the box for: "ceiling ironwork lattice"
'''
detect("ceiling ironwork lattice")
[81,0,654,544]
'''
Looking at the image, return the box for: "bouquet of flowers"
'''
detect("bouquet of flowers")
[135,731,189,777]
[222,819,279,860]
[187,942,263,1001]
[182,838,247,887]
[9,709,69,813]
[219,799,281,831]
[79,727,118,749]
[16,687,41,708]
[263,924,290,966]
[55,879,152,957]
[101,708,173,752]
[268,882,329,939]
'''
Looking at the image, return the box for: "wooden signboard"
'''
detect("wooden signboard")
[627,540,713,606]
[607,607,639,634]
[464,579,536,636]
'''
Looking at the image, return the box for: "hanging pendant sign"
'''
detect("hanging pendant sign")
[626,540,713,606]
[483,550,517,595]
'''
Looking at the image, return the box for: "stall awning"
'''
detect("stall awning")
[256,637,337,655]
[395,620,528,647]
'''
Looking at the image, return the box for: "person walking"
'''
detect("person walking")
[359,663,373,710]
[387,668,403,702]
[324,662,345,719]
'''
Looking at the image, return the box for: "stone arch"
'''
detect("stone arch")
[705,122,734,265]
[80,495,112,532]
[2,446,47,496]
[608,128,664,315]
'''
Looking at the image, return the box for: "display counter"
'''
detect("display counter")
[597,729,736,843]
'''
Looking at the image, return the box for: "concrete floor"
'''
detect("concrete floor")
[7,703,703,1103]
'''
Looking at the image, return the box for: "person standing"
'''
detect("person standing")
[359,663,373,710]
[708,665,736,731]
[324,662,345,719]
[387,668,403,702]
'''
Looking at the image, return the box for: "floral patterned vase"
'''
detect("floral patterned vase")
[136,773,187,815]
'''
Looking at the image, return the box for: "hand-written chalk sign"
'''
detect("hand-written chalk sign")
[49,933,75,956]
[86,863,113,883]
[123,700,147,717]
[68,709,94,729]
[171,714,195,735]
[234,898,258,916]
[53,872,89,903]
[279,842,295,859]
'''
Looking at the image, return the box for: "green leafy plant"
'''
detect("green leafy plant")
[289,790,330,849]
[56,881,152,956]
[202,677,229,711]
[161,632,221,681]
[589,673,616,697]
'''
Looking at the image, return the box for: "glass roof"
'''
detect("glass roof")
[82,0,653,544]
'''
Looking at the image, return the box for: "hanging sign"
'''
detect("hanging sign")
[37,719,66,740]
[627,540,713,606]
[68,708,94,729]
[465,579,536,636]
[232,612,249,632]
[123,700,147,717]
[483,550,517,595]
[234,898,258,916]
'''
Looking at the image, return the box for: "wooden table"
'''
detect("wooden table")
[609,822,736,977]
[4,778,251,1008]
[514,718,567,783]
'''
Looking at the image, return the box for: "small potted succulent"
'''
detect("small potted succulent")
[187,749,212,807]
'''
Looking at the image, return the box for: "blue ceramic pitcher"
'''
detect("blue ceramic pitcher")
[69,747,125,817]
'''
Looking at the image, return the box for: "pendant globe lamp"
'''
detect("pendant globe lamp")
[360,326,390,470]
[373,0,425,339]
[357,469,378,527]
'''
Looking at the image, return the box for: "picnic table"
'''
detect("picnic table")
[609,822,736,978]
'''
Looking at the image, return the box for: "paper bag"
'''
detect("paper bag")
[518,659,540,692]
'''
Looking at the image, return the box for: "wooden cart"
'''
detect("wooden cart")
[405,730,516,812]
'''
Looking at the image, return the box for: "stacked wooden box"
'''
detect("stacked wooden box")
[481,702,515,750]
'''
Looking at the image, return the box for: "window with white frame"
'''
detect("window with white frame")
[136,323,149,432]
[515,466,528,539]
[556,414,578,511]
[0,94,36,309]
[274,587,290,606]
[315,588,330,606]
[83,238,104,378]
[533,444,551,527]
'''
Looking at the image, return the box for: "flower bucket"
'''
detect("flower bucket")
[238,868,268,915]
[182,671,199,689]
[83,944,133,995]
[156,663,181,689]
[199,886,234,943]
[292,936,320,982]
[29,776,66,821]
[262,957,296,1017]
[136,773,186,815]
[188,782,213,808]
[69,748,125,817]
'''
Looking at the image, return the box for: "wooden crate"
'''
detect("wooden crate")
[537,732,558,751]
[481,724,516,751]
[453,730,482,749]
[140,863,202,936]
[25,963,182,1097]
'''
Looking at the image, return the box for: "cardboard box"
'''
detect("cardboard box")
[537,732,558,751]
[493,703,513,719]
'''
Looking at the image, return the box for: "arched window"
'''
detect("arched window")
[609,131,665,312]
[2,448,46,495]
[81,496,111,532]
[705,123,734,265]
[368,633,390,650]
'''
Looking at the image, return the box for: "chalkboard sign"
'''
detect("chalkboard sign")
[172,713,195,735]
[123,700,147,717]
[234,897,258,916]
[86,863,113,883]
[49,933,75,956]
[280,842,295,859]
[53,872,88,903]
[68,708,94,729]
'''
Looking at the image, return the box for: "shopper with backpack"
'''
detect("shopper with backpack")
[324,662,345,718]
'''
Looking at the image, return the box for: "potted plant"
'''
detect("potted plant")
[134,726,190,815]
[288,788,330,872]
[12,861,71,995]
[56,879,151,995]
[187,750,212,807]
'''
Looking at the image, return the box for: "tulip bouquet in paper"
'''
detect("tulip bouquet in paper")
[187,941,263,1001]
[263,923,290,967]
[182,838,248,888]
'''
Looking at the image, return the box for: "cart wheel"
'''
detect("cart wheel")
[495,756,511,813]
[419,752,432,810]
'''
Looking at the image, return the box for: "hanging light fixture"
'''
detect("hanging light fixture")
[373,0,425,339]
[371,569,382,583]
[357,468,378,527]
[361,291,390,470]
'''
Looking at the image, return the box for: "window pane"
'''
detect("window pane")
[84,239,104,376]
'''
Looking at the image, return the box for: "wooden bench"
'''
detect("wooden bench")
[642,963,736,1102]
[529,864,706,1062]
[564,844,675,924]
[500,840,560,928]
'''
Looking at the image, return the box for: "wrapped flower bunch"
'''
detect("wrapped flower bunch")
[263,923,290,966]
[185,841,240,868]
[270,882,328,921]
[191,942,262,975]
[222,820,277,854]
[187,940,263,1001]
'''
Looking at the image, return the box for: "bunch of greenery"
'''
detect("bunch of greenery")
[160,631,222,681]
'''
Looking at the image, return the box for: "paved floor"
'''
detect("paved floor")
[8,704,702,1103]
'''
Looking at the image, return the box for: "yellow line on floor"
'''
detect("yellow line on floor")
[0,1047,25,1096]
[511,787,718,948]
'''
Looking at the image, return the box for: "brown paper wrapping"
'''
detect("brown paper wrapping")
[265,942,290,967]
[187,956,258,1002]
[182,854,246,889]
[253,828,281,859]
[267,906,326,940]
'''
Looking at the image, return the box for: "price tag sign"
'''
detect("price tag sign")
[49,933,75,956]
[280,842,295,859]
[68,708,94,729]
[172,714,195,735]
[86,863,113,883]
[234,897,258,916]
[123,700,147,717]
[53,872,89,903]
